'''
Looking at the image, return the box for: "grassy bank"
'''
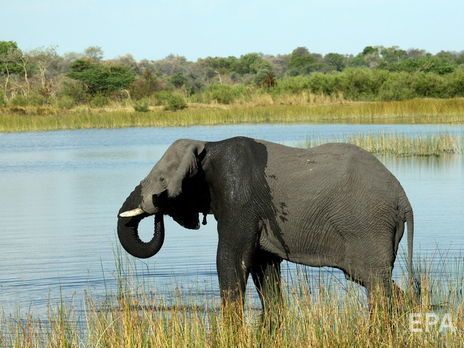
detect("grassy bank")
[1,98,464,132]
[2,277,463,347]
[304,133,463,156]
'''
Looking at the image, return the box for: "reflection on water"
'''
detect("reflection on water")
[0,124,463,316]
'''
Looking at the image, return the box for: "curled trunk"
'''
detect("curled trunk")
[117,185,165,259]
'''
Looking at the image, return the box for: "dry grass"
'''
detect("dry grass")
[304,133,463,156]
[2,277,463,348]
[2,249,464,347]
[1,98,464,132]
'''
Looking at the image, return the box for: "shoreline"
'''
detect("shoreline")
[1,98,464,133]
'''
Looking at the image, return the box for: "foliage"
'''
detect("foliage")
[67,59,135,95]
[89,94,109,108]
[199,84,250,104]
[56,96,76,110]
[0,41,23,75]
[58,78,88,103]
[169,72,187,88]
[133,100,150,112]
[255,68,276,88]
[2,41,464,109]
[129,70,162,99]
[164,93,187,111]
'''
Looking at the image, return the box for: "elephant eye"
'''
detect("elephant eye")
[159,177,165,182]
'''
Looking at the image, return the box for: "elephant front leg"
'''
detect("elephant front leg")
[216,244,251,311]
[216,218,258,318]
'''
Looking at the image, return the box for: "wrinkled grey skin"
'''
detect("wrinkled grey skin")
[117,137,416,313]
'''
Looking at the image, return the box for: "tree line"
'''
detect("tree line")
[1,41,464,111]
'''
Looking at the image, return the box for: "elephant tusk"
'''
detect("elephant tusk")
[119,207,145,218]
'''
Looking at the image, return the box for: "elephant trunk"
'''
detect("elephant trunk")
[117,185,165,259]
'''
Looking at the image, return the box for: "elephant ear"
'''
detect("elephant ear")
[167,141,205,197]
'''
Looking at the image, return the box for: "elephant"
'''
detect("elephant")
[117,136,416,313]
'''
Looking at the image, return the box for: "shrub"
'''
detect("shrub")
[89,94,109,108]
[410,72,446,98]
[446,69,464,97]
[307,73,338,96]
[338,68,388,100]
[133,100,150,112]
[378,72,415,100]
[58,78,88,104]
[201,84,249,104]
[0,91,5,106]
[10,95,29,106]
[56,96,76,110]
[164,93,187,111]
[27,92,47,106]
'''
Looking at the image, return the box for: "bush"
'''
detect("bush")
[0,91,5,106]
[274,76,312,94]
[164,93,187,111]
[10,95,29,106]
[307,73,338,96]
[133,100,150,112]
[446,69,464,97]
[56,96,76,110]
[153,90,175,106]
[89,94,109,108]
[58,78,88,104]
[378,73,415,100]
[410,72,446,98]
[27,92,47,106]
[201,84,249,104]
[338,68,388,100]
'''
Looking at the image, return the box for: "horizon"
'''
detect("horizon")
[1,0,462,61]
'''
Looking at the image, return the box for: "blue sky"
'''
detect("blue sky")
[1,0,462,60]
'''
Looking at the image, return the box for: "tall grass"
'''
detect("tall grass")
[2,251,463,348]
[304,133,463,156]
[1,98,464,132]
[2,277,463,347]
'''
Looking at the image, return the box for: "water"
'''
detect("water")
[0,124,463,316]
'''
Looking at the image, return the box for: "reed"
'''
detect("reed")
[3,279,463,347]
[2,258,463,348]
[1,98,464,132]
[304,134,463,156]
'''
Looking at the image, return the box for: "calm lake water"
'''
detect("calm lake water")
[0,124,463,316]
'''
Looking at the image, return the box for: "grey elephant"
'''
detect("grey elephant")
[117,136,416,312]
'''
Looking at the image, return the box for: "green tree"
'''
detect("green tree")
[324,53,346,71]
[255,68,276,88]
[170,72,187,88]
[288,47,319,75]
[67,59,135,95]
[234,53,268,75]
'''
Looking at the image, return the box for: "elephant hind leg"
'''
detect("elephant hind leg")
[251,251,283,312]
[342,265,394,313]
[251,251,283,328]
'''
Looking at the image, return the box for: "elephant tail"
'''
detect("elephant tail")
[402,197,421,298]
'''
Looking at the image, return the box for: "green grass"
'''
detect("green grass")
[1,98,464,132]
[2,250,463,347]
[304,133,463,156]
[2,274,463,347]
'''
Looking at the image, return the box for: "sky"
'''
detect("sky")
[1,0,462,60]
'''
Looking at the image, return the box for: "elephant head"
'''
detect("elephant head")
[117,139,209,259]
